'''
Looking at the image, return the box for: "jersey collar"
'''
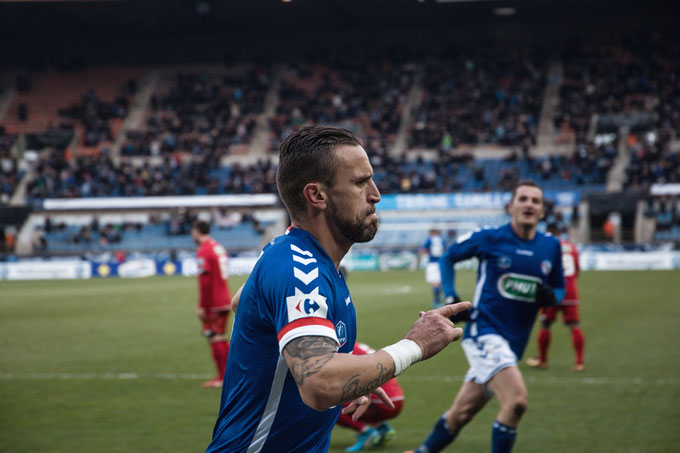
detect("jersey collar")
[287,227,342,277]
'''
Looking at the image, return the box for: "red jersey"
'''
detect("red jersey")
[196,237,231,311]
[560,239,580,304]
[353,342,404,403]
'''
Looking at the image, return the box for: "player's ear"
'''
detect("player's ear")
[303,182,328,210]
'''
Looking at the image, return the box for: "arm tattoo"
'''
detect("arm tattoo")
[283,336,338,386]
[340,362,396,403]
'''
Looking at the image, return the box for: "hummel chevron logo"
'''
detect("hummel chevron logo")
[290,244,313,257]
[294,267,319,285]
[293,255,317,266]
[345,296,351,306]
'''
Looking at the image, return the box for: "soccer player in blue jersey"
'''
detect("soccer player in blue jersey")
[206,126,471,453]
[419,228,447,308]
[407,180,566,453]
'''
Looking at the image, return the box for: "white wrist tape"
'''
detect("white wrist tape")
[381,339,423,376]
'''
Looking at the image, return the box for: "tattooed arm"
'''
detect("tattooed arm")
[282,335,396,411]
[281,302,470,412]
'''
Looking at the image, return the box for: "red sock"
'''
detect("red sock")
[538,328,551,363]
[571,327,585,365]
[336,412,367,433]
[210,341,229,379]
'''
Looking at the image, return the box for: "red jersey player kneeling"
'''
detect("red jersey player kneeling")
[191,220,232,388]
[336,342,404,452]
[527,223,585,372]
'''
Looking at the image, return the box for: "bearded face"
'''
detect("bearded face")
[320,144,381,246]
[325,198,379,244]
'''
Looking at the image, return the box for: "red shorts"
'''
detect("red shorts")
[540,304,579,324]
[202,311,229,337]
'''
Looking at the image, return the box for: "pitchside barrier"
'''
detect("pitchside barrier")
[2,251,679,281]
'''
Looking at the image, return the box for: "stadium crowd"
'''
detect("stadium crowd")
[59,79,136,148]
[555,34,680,140]
[121,69,269,158]
[24,151,278,199]
[625,134,680,188]
[24,145,611,200]
[269,56,415,153]
[4,39,680,205]
[644,195,680,242]
[410,52,545,149]
[0,128,19,205]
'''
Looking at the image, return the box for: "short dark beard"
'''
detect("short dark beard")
[326,203,379,244]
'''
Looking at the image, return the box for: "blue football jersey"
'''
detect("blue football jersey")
[440,223,565,358]
[207,227,356,453]
[422,235,446,263]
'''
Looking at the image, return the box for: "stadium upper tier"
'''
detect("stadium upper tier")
[268,56,414,154]
[121,66,269,158]
[555,34,680,141]
[2,38,679,204]
[410,52,545,149]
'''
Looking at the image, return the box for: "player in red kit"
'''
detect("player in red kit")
[336,342,404,451]
[191,220,232,388]
[527,224,585,371]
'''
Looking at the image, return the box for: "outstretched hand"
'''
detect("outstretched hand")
[405,301,471,360]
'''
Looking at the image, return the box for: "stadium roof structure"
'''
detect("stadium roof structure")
[0,0,674,37]
[0,0,675,67]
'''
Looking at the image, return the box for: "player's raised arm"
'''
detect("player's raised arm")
[439,231,480,302]
[282,301,470,411]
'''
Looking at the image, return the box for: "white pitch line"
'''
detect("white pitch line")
[0,372,678,386]
[0,372,213,380]
[398,374,680,386]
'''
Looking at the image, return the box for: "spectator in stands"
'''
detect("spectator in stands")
[0,131,19,206]
[556,33,680,142]
[32,229,47,252]
[122,68,268,159]
[410,52,545,149]
[625,138,680,188]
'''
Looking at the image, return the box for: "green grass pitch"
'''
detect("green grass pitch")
[1,270,679,452]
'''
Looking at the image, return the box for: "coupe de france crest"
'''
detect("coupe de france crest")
[335,321,347,346]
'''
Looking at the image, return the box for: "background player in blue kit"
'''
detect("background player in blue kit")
[407,180,566,453]
[206,126,471,453]
[419,228,447,308]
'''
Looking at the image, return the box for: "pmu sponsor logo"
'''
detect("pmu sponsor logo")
[497,273,543,302]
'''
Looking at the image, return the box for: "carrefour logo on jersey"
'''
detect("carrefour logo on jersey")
[286,287,329,322]
[497,273,543,302]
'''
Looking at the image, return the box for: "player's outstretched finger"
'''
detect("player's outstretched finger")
[436,301,471,318]
[374,387,395,410]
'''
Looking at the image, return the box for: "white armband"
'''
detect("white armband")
[381,339,423,376]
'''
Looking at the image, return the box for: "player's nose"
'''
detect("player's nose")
[368,179,381,204]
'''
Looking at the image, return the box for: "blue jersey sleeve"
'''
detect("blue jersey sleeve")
[440,230,485,298]
[258,241,340,353]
